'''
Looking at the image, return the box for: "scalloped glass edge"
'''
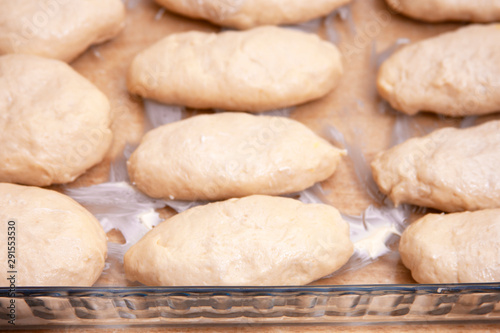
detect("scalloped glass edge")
[1,283,499,327]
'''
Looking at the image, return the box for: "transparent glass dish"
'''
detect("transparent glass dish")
[1,283,499,328]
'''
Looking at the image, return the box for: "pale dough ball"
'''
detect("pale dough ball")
[128,113,345,201]
[0,183,107,287]
[124,195,353,286]
[154,0,351,29]
[399,209,500,283]
[386,0,500,23]
[127,26,343,112]
[371,120,500,212]
[377,24,500,116]
[0,0,125,62]
[0,54,113,186]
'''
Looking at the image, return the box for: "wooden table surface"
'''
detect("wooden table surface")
[25,0,500,331]
[14,323,500,332]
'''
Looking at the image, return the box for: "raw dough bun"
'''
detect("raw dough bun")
[0,183,107,287]
[127,26,343,112]
[0,0,125,62]
[386,0,500,23]
[377,24,500,116]
[124,195,353,286]
[0,54,113,186]
[399,209,500,283]
[371,120,500,212]
[154,0,351,29]
[128,113,345,201]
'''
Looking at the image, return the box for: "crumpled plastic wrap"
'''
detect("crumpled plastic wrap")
[64,5,424,284]
[65,99,414,284]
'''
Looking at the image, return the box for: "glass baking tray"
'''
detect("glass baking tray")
[2,1,499,330]
[1,283,499,328]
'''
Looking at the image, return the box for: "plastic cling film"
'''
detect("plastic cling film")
[164,200,206,213]
[253,107,295,117]
[213,107,295,116]
[65,181,167,254]
[62,115,416,283]
[122,0,141,9]
[65,180,410,281]
[377,100,431,146]
[66,87,416,284]
[375,38,410,68]
[378,100,479,147]
[459,115,478,128]
[291,184,411,276]
[345,204,409,261]
[324,4,355,44]
[144,99,295,129]
[284,18,322,34]
[324,125,384,203]
[64,149,411,284]
[155,7,166,21]
[321,123,418,273]
[144,99,186,129]
[288,183,409,245]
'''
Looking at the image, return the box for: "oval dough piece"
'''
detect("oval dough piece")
[0,0,125,62]
[371,120,500,212]
[377,24,500,116]
[128,113,345,201]
[154,0,351,29]
[124,195,353,286]
[127,26,343,112]
[0,54,113,186]
[0,183,107,286]
[386,0,500,23]
[399,209,500,283]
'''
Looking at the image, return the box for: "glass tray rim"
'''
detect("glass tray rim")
[2,282,500,295]
[1,282,499,328]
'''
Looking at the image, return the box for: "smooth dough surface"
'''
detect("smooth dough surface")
[0,183,107,287]
[377,24,500,116]
[399,209,500,283]
[386,0,500,23]
[0,54,113,186]
[127,26,343,112]
[0,0,125,62]
[124,195,353,286]
[128,113,344,201]
[371,120,500,212]
[154,0,351,29]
